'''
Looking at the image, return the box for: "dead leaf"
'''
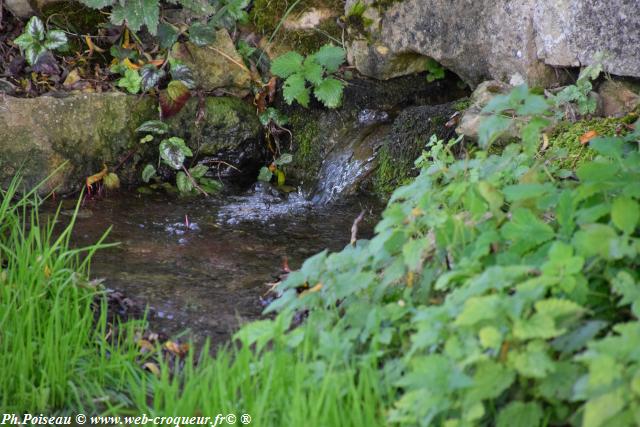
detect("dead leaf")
[299,283,323,297]
[63,69,81,88]
[143,362,160,377]
[541,133,550,151]
[580,130,598,145]
[138,339,155,352]
[86,164,108,191]
[164,341,189,356]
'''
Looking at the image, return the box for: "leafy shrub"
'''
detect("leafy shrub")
[13,16,68,65]
[271,44,346,108]
[238,84,640,426]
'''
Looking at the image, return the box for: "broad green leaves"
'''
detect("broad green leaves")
[159,137,192,170]
[13,17,68,65]
[271,45,346,109]
[117,69,142,93]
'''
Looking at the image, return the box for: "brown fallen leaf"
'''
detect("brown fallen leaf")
[299,283,323,297]
[164,340,189,357]
[138,339,155,353]
[579,130,598,145]
[143,362,160,377]
[63,69,81,88]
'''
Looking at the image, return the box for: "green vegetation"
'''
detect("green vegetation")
[13,16,68,65]
[271,44,347,108]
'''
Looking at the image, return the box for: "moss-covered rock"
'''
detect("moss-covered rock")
[0,93,264,194]
[373,103,457,196]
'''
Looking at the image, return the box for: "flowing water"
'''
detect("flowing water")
[55,187,380,345]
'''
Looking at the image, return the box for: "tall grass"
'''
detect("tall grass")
[0,177,389,425]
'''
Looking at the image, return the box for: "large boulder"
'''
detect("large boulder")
[0,93,262,194]
[345,0,640,87]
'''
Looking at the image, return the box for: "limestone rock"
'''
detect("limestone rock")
[345,0,640,87]
[456,81,517,140]
[169,31,252,95]
[598,80,640,118]
[5,0,63,17]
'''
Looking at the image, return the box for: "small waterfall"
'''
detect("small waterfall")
[311,109,391,204]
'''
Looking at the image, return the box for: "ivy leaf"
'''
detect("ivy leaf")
[176,171,193,193]
[314,78,344,108]
[157,23,180,49]
[43,30,68,51]
[25,16,45,41]
[283,74,309,107]
[140,64,165,92]
[271,52,304,79]
[142,164,156,183]
[159,137,192,170]
[136,120,169,134]
[313,45,345,73]
[611,197,639,235]
[24,45,46,66]
[188,22,217,46]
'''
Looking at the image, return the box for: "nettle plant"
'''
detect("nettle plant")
[13,17,68,65]
[136,120,222,196]
[271,44,346,108]
[237,83,640,426]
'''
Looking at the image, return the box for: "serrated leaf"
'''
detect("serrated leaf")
[496,401,543,427]
[110,0,159,35]
[478,115,511,148]
[176,171,193,193]
[142,164,156,183]
[314,78,344,108]
[159,137,192,170]
[136,120,169,134]
[140,64,165,92]
[188,22,216,46]
[611,197,639,235]
[271,51,304,78]
[283,73,309,107]
[117,69,141,94]
[454,295,501,326]
[26,16,45,41]
[313,45,345,73]
[572,224,617,259]
[302,57,323,86]
[43,30,68,51]
[500,208,555,253]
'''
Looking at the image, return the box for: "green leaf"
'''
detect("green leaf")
[176,171,193,193]
[479,326,502,349]
[454,295,501,326]
[117,69,142,94]
[157,23,179,49]
[496,402,543,427]
[583,388,625,427]
[572,224,617,259]
[43,30,68,51]
[521,116,549,154]
[611,197,639,235]
[478,115,511,148]
[276,170,285,186]
[271,52,304,78]
[259,108,289,127]
[283,74,309,107]
[258,166,273,182]
[302,57,324,86]
[274,153,293,166]
[189,164,208,179]
[142,164,156,183]
[313,45,345,73]
[24,45,45,66]
[170,62,196,89]
[13,33,34,50]
[159,137,192,170]
[501,208,555,253]
[511,341,555,378]
[314,78,344,108]
[80,0,115,8]
[25,16,45,41]
[139,134,154,144]
[110,0,160,35]
[502,183,554,202]
[140,64,165,92]
[103,173,120,189]
[136,120,169,134]
[188,22,216,46]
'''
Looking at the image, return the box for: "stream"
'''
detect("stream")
[54,187,380,345]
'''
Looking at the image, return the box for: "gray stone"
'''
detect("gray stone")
[345,0,640,87]
[456,81,517,140]
[5,0,62,17]
[597,80,640,118]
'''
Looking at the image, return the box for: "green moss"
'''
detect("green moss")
[453,98,471,112]
[250,0,344,54]
[289,114,321,179]
[548,116,632,169]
